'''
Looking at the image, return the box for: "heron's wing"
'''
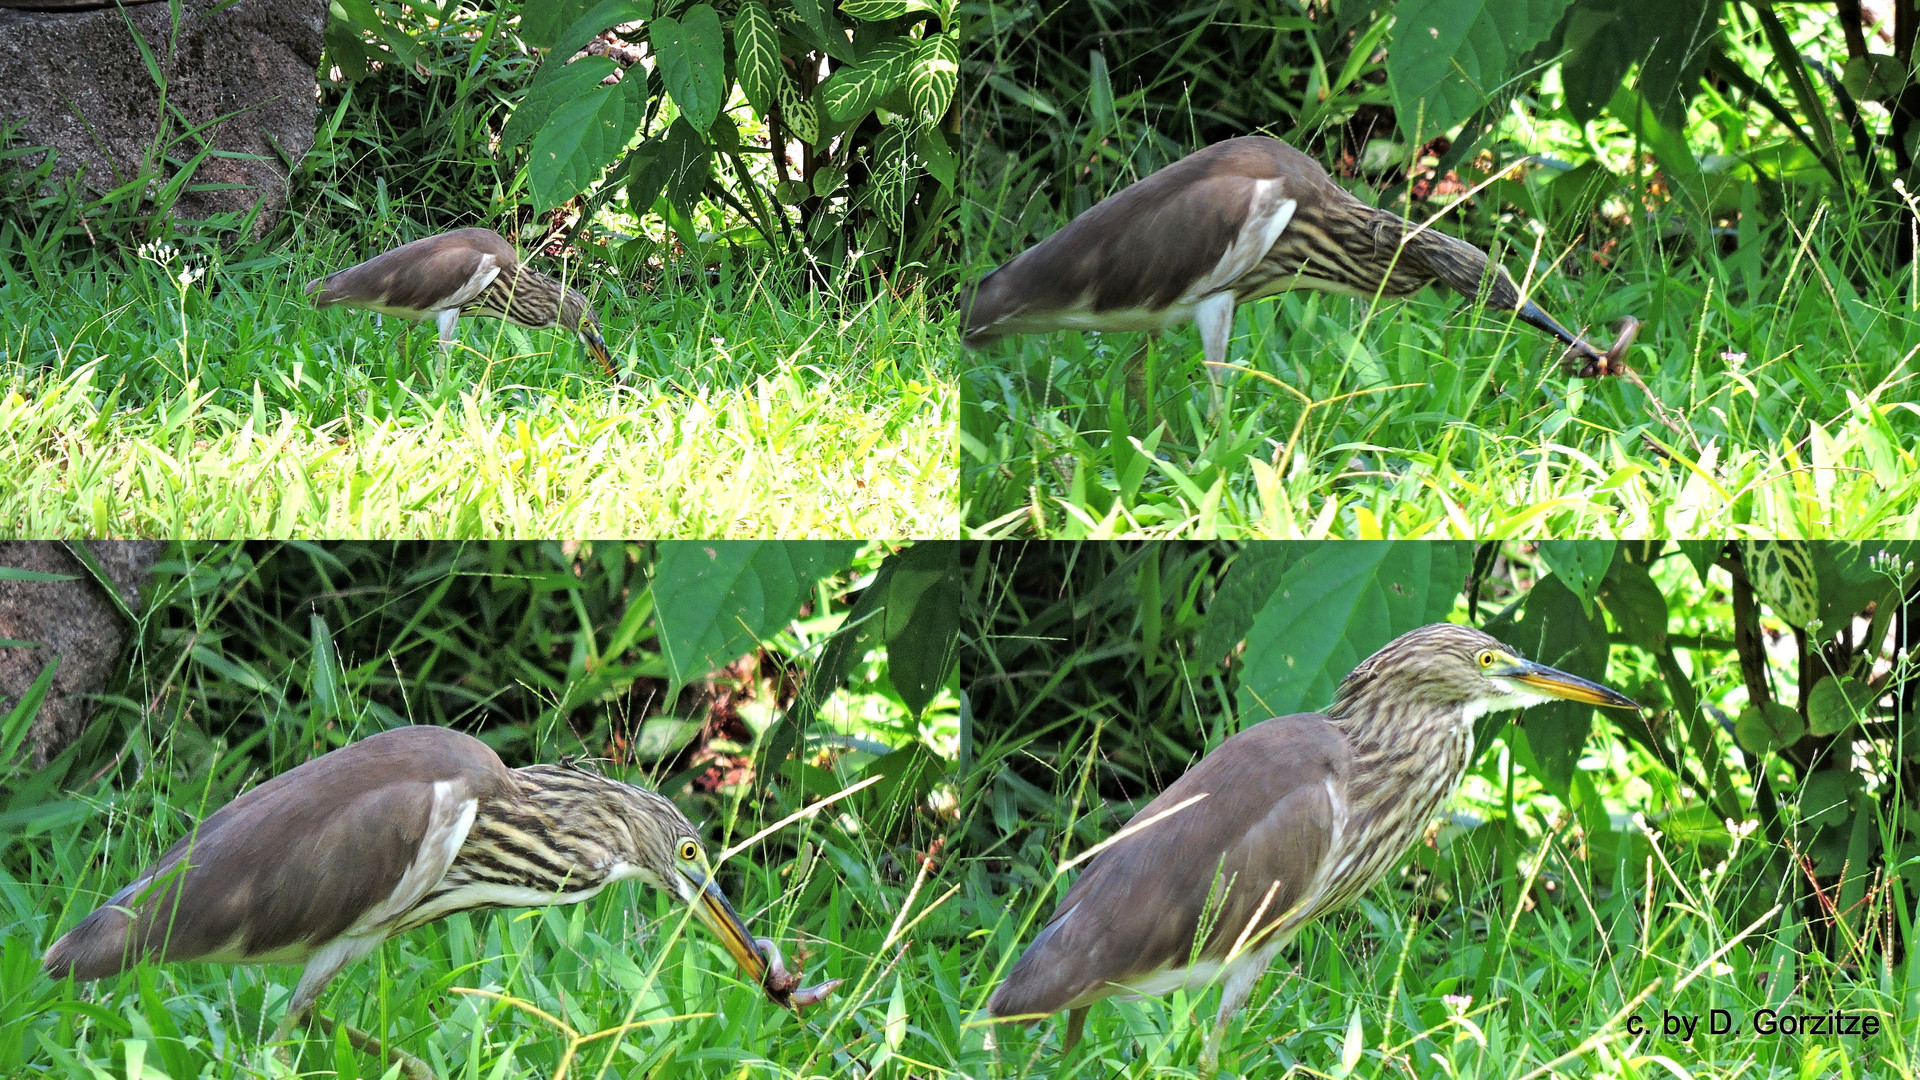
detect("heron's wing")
[43,727,513,979]
[987,714,1349,1018]
[308,229,514,315]
[961,137,1332,341]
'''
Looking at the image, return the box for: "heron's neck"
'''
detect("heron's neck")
[1326,690,1477,827]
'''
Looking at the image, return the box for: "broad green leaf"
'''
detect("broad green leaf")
[539,0,653,71]
[1557,0,1644,122]
[1806,676,1869,737]
[841,0,939,20]
[1800,768,1852,828]
[529,82,635,213]
[652,540,861,687]
[822,39,913,122]
[904,32,958,120]
[1388,0,1572,140]
[1598,559,1668,651]
[1536,540,1615,613]
[1637,0,1715,126]
[734,0,782,115]
[914,126,955,189]
[1196,544,1309,670]
[1233,542,1472,723]
[1674,540,1724,587]
[659,117,714,211]
[1810,541,1920,630]
[503,56,618,150]
[1088,48,1115,130]
[653,4,725,131]
[880,542,961,719]
[778,76,819,142]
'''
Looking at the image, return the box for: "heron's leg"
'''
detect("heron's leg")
[1114,331,1166,418]
[435,308,460,382]
[1199,956,1268,1079]
[1062,1007,1088,1055]
[1193,292,1235,419]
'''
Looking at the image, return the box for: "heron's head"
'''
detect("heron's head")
[561,289,613,374]
[1331,622,1638,724]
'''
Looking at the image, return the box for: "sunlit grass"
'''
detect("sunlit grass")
[0,244,956,537]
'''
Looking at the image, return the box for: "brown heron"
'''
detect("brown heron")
[987,622,1637,1075]
[962,138,1637,393]
[307,228,616,377]
[44,726,837,1079]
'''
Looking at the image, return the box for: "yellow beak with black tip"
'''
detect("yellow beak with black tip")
[684,873,767,985]
[1490,654,1639,710]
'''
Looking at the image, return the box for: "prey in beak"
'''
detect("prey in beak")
[1513,301,1640,378]
[681,869,842,1012]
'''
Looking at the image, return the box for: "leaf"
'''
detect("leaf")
[658,117,714,212]
[652,540,862,688]
[1598,559,1668,652]
[652,4,725,131]
[734,0,782,115]
[778,76,819,143]
[1088,48,1115,130]
[904,32,958,121]
[1556,0,1645,122]
[536,0,653,67]
[1233,542,1473,723]
[880,542,961,719]
[1536,540,1615,613]
[1388,0,1573,140]
[634,717,703,759]
[822,39,913,122]
[1674,540,1724,587]
[914,125,956,189]
[1806,676,1868,737]
[503,56,618,151]
[1636,0,1716,126]
[840,0,939,19]
[529,81,637,213]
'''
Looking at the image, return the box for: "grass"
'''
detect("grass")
[7,543,1917,1080]
[13,707,1911,1079]
[960,195,1920,538]
[0,240,956,537]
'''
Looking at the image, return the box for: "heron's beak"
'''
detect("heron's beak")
[1495,657,1639,710]
[582,328,615,378]
[1513,300,1638,376]
[687,874,767,985]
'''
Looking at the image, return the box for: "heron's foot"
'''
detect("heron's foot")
[754,936,844,1012]
[1561,316,1640,378]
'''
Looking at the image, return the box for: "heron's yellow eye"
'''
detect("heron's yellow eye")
[1478,650,1495,667]
[679,840,699,861]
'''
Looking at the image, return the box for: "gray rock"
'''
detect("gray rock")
[0,0,324,234]
[0,542,166,766]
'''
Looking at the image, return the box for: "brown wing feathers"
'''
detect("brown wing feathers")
[305,229,520,314]
[988,715,1349,1017]
[43,728,514,981]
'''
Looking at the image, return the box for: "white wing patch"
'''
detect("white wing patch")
[358,781,478,936]
[1183,187,1296,302]
[437,256,504,312]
